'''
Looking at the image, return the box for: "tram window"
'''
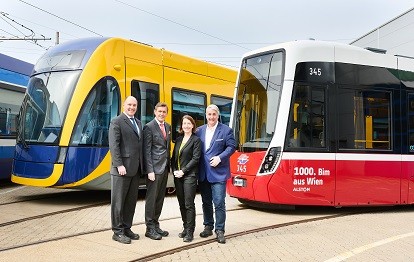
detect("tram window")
[0,107,17,137]
[408,94,414,152]
[337,88,391,150]
[131,81,160,125]
[286,84,326,149]
[0,89,24,138]
[70,77,120,147]
[172,89,206,141]
[211,95,232,126]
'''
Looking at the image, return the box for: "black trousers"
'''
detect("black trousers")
[174,173,197,231]
[144,168,168,229]
[111,174,139,235]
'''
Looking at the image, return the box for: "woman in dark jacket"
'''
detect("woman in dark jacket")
[171,115,201,242]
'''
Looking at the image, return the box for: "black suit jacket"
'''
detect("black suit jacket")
[143,119,171,174]
[108,113,143,176]
[171,134,201,175]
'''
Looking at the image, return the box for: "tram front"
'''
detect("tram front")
[228,50,284,205]
[11,37,119,189]
[11,49,86,187]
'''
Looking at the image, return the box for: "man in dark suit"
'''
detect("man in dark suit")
[143,102,171,240]
[108,96,143,244]
[196,104,236,244]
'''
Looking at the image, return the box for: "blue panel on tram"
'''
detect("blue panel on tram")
[57,147,109,185]
[14,144,59,163]
[13,159,54,179]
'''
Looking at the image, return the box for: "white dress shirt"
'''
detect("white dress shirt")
[205,122,218,151]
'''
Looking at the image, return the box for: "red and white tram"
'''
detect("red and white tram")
[228,40,414,207]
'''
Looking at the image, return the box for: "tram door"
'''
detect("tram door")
[125,57,163,126]
[406,94,414,204]
[287,83,336,205]
[335,87,400,205]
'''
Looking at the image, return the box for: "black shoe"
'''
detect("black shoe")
[145,229,162,240]
[125,230,140,240]
[178,228,187,238]
[183,231,194,242]
[199,226,213,238]
[112,233,131,244]
[155,227,169,237]
[216,230,226,244]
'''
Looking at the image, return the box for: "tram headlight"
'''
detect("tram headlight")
[259,147,281,174]
[56,147,67,164]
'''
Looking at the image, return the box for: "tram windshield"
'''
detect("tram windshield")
[233,51,283,152]
[18,71,80,144]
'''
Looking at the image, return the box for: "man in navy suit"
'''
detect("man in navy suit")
[196,104,236,244]
[109,96,143,244]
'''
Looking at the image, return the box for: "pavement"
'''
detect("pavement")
[1,184,414,262]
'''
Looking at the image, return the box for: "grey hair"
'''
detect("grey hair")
[206,104,220,115]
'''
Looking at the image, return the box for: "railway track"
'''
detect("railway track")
[0,186,111,229]
[0,201,109,228]
[1,204,367,259]
[133,210,361,262]
[0,205,241,252]
[1,183,401,261]
[0,184,110,205]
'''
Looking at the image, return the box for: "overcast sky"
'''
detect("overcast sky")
[2,0,414,68]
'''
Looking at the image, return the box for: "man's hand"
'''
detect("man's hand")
[209,156,221,167]
[117,165,127,176]
[148,172,155,181]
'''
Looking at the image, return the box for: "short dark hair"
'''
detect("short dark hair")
[155,102,168,112]
[178,115,197,134]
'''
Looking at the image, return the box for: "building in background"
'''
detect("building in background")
[0,53,33,180]
[351,8,414,57]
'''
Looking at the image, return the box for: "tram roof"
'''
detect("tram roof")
[240,40,404,70]
[241,40,366,58]
[0,53,33,75]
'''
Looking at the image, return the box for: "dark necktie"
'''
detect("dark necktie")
[130,118,140,136]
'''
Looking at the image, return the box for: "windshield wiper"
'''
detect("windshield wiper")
[236,85,247,152]
[16,105,29,150]
[19,131,29,149]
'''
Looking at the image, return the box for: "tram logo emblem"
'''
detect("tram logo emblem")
[237,154,249,165]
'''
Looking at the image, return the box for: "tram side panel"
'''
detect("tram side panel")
[399,61,414,205]
[162,56,235,138]
[404,156,414,204]
[125,56,164,186]
[332,62,402,206]
[267,154,336,206]
[0,140,14,180]
[335,156,401,206]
